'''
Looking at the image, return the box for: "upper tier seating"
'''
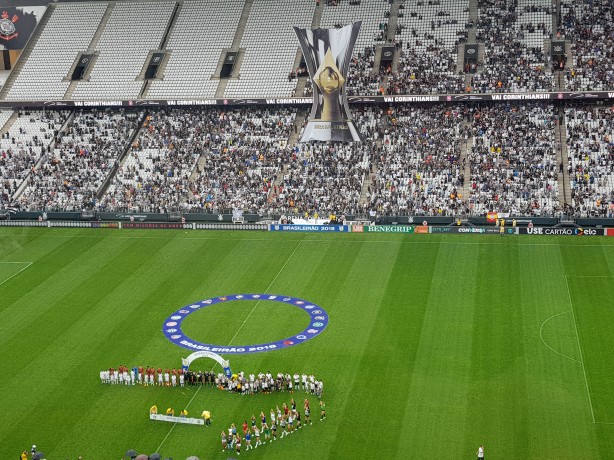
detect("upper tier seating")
[6,3,108,100]
[561,0,614,91]
[146,0,244,99]
[474,0,554,93]
[389,0,468,95]
[71,1,176,100]
[223,0,315,98]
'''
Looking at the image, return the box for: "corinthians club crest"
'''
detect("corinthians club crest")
[294,22,362,142]
[0,11,18,41]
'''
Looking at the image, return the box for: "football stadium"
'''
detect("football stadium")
[0,0,613,459]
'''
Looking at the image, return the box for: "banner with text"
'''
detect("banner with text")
[362,225,415,233]
[519,227,605,236]
[150,413,204,425]
[269,224,350,232]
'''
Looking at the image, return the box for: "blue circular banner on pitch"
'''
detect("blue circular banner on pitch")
[162,294,329,354]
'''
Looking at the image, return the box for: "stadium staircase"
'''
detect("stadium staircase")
[0,5,56,100]
[265,108,307,202]
[190,156,207,182]
[460,119,472,200]
[0,110,18,137]
[358,166,375,210]
[140,1,182,98]
[556,107,572,207]
[96,110,149,201]
[358,138,382,209]
[287,109,306,145]
[215,0,254,98]
[63,2,115,100]
[467,0,478,43]
[464,0,479,90]
[12,112,75,201]
[386,0,401,43]
[376,0,403,92]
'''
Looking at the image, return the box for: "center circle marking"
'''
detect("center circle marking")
[162,294,329,354]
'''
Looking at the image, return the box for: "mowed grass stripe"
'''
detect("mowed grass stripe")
[464,240,531,459]
[0,227,47,260]
[396,241,480,459]
[326,241,439,458]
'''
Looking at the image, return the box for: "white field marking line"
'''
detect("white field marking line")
[226,240,303,346]
[156,240,303,452]
[565,274,597,423]
[565,275,613,278]
[0,262,32,288]
[539,310,582,363]
[1,233,614,247]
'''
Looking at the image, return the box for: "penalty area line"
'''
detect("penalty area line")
[539,310,582,363]
[155,240,303,452]
[565,275,597,424]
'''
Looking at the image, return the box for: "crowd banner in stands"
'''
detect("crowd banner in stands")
[0,93,612,109]
[269,224,350,232]
[0,6,46,70]
[518,227,605,236]
[294,22,362,142]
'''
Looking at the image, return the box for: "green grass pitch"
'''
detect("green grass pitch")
[1,228,613,459]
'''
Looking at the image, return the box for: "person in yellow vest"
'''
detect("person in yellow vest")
[180,409,188,418]
[202,410,212,426]
[166,407,174,417]
[150,405,158,415]
[512,219,517,227]
[495,218,500,227]
[500,219,505,237]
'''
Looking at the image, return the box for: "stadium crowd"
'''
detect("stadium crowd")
[561,0,614,91]
[367,104,468,216]
[18,109,142,211]
[387,46,465,95]
[0,102,613,219]
[473,0,554,93]
[467,103,559,215]
[565,105,614,217]
[0,110,69,207]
